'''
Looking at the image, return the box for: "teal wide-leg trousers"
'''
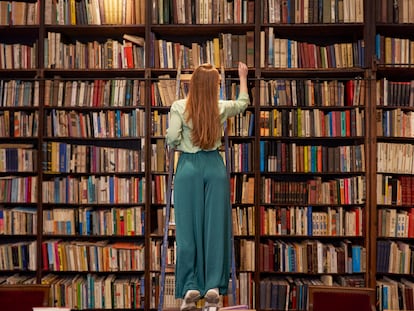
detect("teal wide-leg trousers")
[173,150,232,299]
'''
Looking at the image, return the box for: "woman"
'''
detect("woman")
[166,62,249,310]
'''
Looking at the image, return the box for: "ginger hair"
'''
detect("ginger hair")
[185,63,221,150]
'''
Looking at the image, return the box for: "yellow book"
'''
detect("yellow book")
[385,37,392,64]
[213,37,221,68]
[70,0,76,25]
[303,145,308,172]
[126,208,133,235]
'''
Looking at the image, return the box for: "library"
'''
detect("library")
[0,0,413,310]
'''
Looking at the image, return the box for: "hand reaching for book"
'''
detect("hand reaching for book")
[238,62,248,94]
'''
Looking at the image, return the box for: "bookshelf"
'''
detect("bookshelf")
[374,1,414,309]
[1,0,412,310]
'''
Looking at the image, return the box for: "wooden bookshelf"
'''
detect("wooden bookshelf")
[1,0,414,310]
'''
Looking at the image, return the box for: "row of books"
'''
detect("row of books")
[377,276,414,311]
[153,0,254,25]
[45,79,146,108]
[377,174,414,206]
[238,239,255,271]
[259,275,365,310]
[0,176,37,203]
[259,108,364,138]
[150,238,255,271]
[376,35,414,66]
[226,111,255,137]
[151,111,168,136]
[45,0,146,25]
[0,241,37,271]
[0,42,38,69]
[376,78,414,107]
[42,176,145,204]
[377,0,414,24]
[42,240,144,272]
[378,109,414,138]
[151,75,179,107]
[43,206,144,236]
[260,79,366,107]
[150,204,256,237]
[152,110,255,139]
[42,142,144,174]
[376,240,414,275]
[45,32,145,69]
[152,74,248,107]
[260,205,363,237]
[0,0,39,25]
[0,206,37,234]
[260,239,366,274]
[151,141,253,173]
[0,145,37,172]
[377,208,414,238]
[0,80,39,107]
[261,176,366,205]
[259,143,365,173]
[149,240,173,271]
[262,29,365,68]
[152,32,254,70]
[377,142,414,174]
[45,108,146,138]
[263,0,364,24]
[42,273,145,309]
[223,142,254,173]
[152,174,254,204]
[0,111,39,138]
[232,206,255,236]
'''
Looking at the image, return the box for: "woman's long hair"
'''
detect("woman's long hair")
[185,63,221,150]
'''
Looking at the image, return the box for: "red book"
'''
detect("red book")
[41,242,49,270]
[92,79,100,107]
[26,176,32,203]
[124,41,134,68]
[408,209,414,238]
[345,110,351,136]
[346,80,354,106]
[260,206,266,235]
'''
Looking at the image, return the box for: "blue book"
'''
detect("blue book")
[260,141,265,172]
[116,110,121,137]
[54,178,60,203]
[287,39,291,68]
[248,113,254,136]
[86,209,91,235]
[382,285,389,309]
[352,245,361,272]
[307,206,313,236]
[47,242,54,270]
[109,176,114,203]
[376,34,381,60]
[59,142,66,172]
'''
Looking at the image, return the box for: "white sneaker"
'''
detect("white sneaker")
[180,289,201,311]
[204,288,219,307]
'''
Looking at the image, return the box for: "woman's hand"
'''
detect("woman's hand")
[238,62,248,79]
[238,62,248,94]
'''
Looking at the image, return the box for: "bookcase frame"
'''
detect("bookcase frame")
[2,0,413,309]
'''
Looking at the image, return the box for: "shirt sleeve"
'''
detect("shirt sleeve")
[166,103,183,147]
[220,92,250,120]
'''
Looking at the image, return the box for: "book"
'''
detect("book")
[122,34,145,46]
